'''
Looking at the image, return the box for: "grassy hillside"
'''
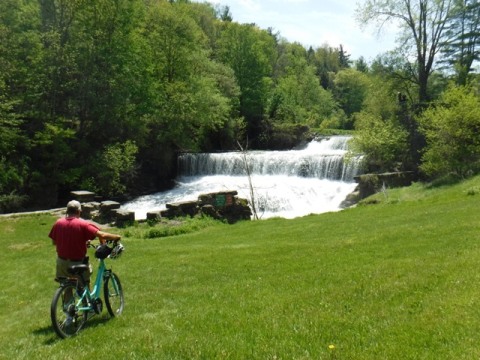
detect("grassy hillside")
[1,176,480,359]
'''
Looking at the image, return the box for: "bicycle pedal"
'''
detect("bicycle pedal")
[93,298,103,314]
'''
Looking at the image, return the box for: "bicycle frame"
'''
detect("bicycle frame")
[51,240,124,338]
[74,258,110,313]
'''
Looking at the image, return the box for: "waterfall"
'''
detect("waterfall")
[179,136,359,181]
[122,136,363,220]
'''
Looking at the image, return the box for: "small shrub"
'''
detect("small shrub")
[358,197,380,206]
[466,187,480,196]
[0,194,29,213]
[122,216,224,239]
[145,227,171,238]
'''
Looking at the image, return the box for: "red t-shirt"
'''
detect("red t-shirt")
[49,217,99,260]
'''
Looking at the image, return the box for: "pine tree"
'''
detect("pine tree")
[441,0,480,85]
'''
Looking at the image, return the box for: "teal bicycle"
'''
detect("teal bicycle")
[50,240,125,338]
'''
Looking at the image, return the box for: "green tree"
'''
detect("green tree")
[308,44,345,89]
[333,69,370,124]
[349,72,410,173]
[142,1,234,151]
[194,60,243,150]
[0,3,30,200]
[0,0,67,206]
[216,22,276,145]
[267,42,336,127]
[418,85,480,177]
[441,0,480,85]
[362,75,399,121]
[183,1,220,49]
[355,56,369,73]
[216,5,233,22]
[357,0,454,103]
[82,140,138,197]
[33,0,149,203]
[338,44,351,68]
[38,0,81,119]
[69,0,148,144]
[0,93,28,198]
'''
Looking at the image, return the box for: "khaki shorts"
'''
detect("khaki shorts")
[56,257,92,285]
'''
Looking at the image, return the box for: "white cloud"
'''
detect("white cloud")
[236,0,261,12]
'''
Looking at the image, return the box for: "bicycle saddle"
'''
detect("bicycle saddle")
[68,264,89,275]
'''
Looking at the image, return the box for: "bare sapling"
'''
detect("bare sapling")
[237,140,259,220]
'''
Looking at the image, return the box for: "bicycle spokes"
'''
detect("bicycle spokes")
[104,273,124,317]
[51,283,88,338]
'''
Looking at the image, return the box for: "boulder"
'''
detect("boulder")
[70,190,95,203]
[92,201,122,224]
[100,200,121,212]
[146,211,162,221]
[354,172,416,199]
[164,200,198,218]
[114,209,135,227]
[160,191,251,223]
[200,204,220,219]
[80,202,95,220]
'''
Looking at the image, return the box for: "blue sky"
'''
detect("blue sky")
[198,0,399,61]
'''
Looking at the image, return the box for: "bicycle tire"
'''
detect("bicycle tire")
[104,272,124,317]
[51,283,88,338]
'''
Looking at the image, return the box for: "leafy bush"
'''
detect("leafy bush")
[350,112,408,173]
[419,85,480,178]
[0,193,29,213]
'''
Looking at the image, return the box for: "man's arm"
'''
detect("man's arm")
[96,230,121,244]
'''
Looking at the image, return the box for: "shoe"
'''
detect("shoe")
[64,315,74,332]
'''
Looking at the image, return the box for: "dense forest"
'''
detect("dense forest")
[1,0,480,213]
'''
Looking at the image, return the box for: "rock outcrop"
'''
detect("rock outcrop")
[71,190,252,226]
[354,172,416,199]
[153,191,252,224]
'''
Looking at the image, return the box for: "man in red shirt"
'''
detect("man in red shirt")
[49,200,121,285]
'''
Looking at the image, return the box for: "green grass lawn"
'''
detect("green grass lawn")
[1,177,480,359]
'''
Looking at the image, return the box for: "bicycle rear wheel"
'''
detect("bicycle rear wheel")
[104,272,124,317]
[51,283,88,338]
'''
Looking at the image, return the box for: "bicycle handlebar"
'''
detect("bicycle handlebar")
[87,239,119,248]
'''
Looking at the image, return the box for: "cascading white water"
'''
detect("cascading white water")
[179,136,358,180]
[122,136,363,219]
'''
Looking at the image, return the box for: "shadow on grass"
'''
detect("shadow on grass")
[426,173,463,188]
[33,315,112,344]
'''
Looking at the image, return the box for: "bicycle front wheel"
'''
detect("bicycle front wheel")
[51,283,88,338]
[104,272,124,317]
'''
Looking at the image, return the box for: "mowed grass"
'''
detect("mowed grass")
[1,177,480,359]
